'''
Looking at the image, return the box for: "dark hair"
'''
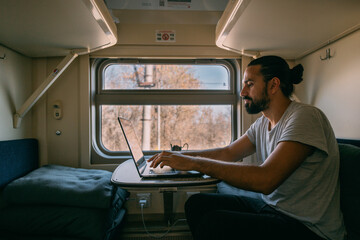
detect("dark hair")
[248,55,304,97]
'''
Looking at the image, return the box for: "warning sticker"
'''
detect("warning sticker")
[156,30,176,42]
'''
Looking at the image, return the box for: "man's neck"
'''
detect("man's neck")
[262,98,292,130]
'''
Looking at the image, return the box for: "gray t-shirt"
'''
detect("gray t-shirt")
[246,101,345,240]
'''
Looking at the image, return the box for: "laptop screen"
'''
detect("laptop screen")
[118,117,147,173]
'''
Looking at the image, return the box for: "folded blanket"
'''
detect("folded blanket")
[3,165,127,209]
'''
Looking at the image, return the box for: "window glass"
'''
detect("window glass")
[103,64,229,90]
[101,105,232,152]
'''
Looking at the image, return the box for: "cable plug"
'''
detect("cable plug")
[139,199,148,208]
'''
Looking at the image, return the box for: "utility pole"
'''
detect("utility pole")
[157,105,161,150]
[141,65,153,150]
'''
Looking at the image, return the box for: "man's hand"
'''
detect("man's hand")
[148,151,196,171]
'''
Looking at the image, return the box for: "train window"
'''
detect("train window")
[92,59,238,163]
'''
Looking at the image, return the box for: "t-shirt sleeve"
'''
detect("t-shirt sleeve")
[246,124,256,145]
[279,106,329,155]
[246,117,262,146]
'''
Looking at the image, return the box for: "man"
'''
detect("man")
[149,56,345,240]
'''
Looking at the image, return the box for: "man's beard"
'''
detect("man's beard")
[243,86,270,114]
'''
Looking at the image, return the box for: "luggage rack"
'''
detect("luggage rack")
[0,0,118,128]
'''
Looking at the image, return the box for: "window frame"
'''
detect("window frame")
[91,58,240,164]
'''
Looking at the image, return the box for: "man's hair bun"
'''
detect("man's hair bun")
[290,64,304,84]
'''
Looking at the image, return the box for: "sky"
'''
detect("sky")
[193,65,229,89]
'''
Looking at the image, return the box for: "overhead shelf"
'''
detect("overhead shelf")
[216,0,360,59]
[0,0,117,57]
[0,0,117,128]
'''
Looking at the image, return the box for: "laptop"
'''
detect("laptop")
[117,117,203,178]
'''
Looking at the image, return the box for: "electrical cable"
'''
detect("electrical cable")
[140,203,187,239]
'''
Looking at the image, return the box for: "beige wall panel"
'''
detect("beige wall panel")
[117,24,215,46]
[32,58,48,165]
[296,30,360,139]
[0,46,32,140]
[78,55,92,169]
[45,57,80,167]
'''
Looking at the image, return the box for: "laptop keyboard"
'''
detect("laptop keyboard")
[150,166,174,174]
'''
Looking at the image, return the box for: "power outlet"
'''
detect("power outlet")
[136,193,151,208]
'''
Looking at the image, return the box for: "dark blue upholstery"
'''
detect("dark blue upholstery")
[338,141,360,240]
[0,138,38,189]
[3,164,122,209]
[0,165,129,240]
[337,138,360,148]
[0,139,129,240]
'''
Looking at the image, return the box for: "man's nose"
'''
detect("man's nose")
[240,86,247,97]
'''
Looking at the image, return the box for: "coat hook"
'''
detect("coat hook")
[0,54,6,60]
[320,48,332,60]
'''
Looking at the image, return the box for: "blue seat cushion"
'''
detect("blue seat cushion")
[3,164,128,209]
[0,164,129,240]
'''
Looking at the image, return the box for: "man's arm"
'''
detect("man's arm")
[149,140,314,195]
[180,134,256,162]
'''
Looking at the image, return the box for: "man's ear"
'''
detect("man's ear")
[269,77,281,94]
